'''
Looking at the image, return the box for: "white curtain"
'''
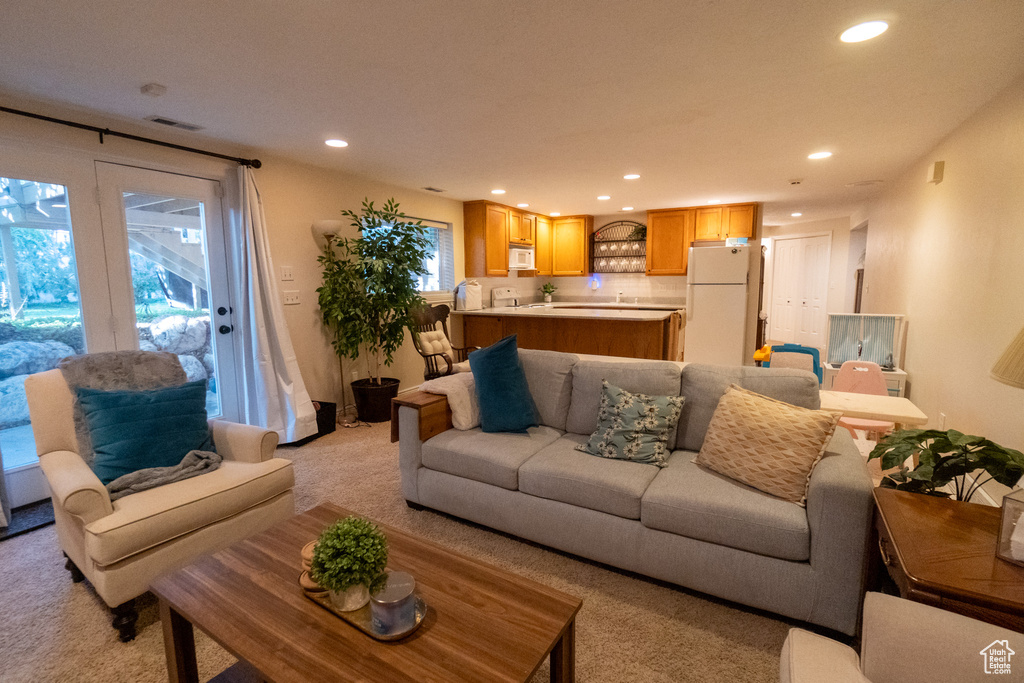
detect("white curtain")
[234,166,317,442]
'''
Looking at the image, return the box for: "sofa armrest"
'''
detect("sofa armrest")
[390,391,452,444]
[780,628,866,683]
[803,428,875,634]
[860,592,1020,682]
[38,450,113,524]
[209,420,279,463]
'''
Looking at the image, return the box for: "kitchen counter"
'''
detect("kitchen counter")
[454,302,684,322]
[454,302,685,361]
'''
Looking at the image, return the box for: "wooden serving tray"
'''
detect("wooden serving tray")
[299,572,427,641]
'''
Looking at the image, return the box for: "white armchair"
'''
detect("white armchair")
[25,367,295,642]
[781,592,1020,682]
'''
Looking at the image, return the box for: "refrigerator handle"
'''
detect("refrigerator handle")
[686,284,694,321]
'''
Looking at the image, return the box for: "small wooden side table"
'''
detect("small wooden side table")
[873,487,1024,631]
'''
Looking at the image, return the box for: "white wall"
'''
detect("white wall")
[864,74,1024,454]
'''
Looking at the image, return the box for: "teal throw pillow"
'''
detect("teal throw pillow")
[576,381,684,467]
[469,334,539,434]
[78,380,215,485]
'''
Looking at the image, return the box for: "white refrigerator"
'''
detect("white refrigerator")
[684,245,750,365]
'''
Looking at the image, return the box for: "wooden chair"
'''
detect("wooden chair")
[410,304,477,380]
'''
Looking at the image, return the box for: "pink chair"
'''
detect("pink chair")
[833,361,894,441]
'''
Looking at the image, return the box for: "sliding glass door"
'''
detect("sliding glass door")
[95,163,239,422]
[0,149,238,508]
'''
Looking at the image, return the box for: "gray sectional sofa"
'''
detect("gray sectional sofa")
[397,350,874,635]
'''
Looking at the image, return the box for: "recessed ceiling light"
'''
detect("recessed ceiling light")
[491,189,506,195]
[597,195,611,200]
[550,212,561,217]
[791,212,803,217]
[707,199,722,204]
[325,139,348,148]
[623,174,640,180]
[840,21,888,43]
[517,203,529,208]
[808,151,832,159]
[622,207,634,211]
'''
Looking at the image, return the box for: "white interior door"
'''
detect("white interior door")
[769,234,830,349]
[95,162,239,421]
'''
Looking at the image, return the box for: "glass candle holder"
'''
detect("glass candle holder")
[370,571,417,634]
[996,488,1024,566]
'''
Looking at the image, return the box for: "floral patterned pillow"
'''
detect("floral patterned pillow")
[575,381,685,467]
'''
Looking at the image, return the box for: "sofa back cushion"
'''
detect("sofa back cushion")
[518,349,578,431]
[677,364,821,451]
[566,359,682,435]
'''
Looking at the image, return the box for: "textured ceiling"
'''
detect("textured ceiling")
[1,0,1023,225]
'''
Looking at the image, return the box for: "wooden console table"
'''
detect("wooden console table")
[874,487,1024,631]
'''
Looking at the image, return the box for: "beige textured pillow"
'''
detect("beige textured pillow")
[695,384,841,506]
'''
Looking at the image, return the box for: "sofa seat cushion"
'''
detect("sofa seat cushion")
[84,458,294,566]
[640,451,810,561]
[519,434,660,520]
[421,425,562,490]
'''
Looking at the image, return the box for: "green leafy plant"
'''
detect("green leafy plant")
[310,516,389,594]
[869,429,1024,501]
[540,282,557,296]
[316,198,431,384]
[627,224,647,241]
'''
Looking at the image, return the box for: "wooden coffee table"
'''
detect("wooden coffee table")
[874,487,1024,631]
[151,504,582,682]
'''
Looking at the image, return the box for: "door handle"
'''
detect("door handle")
[218,325,233,335]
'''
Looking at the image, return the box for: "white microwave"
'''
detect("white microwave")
[508,247,535,270]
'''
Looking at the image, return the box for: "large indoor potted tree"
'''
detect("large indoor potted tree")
[317,198,430,422]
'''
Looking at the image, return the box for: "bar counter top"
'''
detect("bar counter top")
[452,302,684,322]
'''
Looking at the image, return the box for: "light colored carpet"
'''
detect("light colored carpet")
[0,422,794,682]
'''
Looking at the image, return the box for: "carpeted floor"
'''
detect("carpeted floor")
[0,422,797,682]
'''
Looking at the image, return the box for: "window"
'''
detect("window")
[415,218,455,293]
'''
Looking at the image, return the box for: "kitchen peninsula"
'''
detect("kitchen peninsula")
[454,303,684,361]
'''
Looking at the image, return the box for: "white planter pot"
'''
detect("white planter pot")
[329,584,370,612]
[544,294,552,303]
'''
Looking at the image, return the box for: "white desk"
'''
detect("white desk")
[819,391,928,430]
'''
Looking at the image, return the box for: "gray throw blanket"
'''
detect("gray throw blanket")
[106,450,222,501]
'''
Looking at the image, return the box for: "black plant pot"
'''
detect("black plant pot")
[351,378,400,423]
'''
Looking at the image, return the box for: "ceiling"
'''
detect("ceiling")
[2,1,1023,225]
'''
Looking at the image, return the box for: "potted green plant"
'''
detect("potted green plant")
[311,516,389,611]
[869,429,1024,501]
[540,282,556,303]
[317,198,431,422]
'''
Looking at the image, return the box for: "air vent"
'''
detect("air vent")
[422,187,446,193]
[144,115,204,132]
[845,180,884,188]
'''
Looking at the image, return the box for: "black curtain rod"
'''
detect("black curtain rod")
[0,105,262,168]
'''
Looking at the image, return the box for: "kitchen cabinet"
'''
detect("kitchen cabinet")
[694,203,757,241]
[551,215,592,276]
[510,211,535,246]
[459,310,681,360]
[464,201,509,277]
[645,208,695,276]
[535,215,553,275]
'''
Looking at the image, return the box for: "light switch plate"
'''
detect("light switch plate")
[283,290,300,305]
[281,266,294,281]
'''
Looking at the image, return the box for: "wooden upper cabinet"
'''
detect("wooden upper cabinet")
[510,212,535,246]
[551,215,592,276]
[535,215,553,275]
[646,209,695,276]
[693,203,757,241]
[464,201,509,277]
[723,204,755,238]
[694,207,723,241]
